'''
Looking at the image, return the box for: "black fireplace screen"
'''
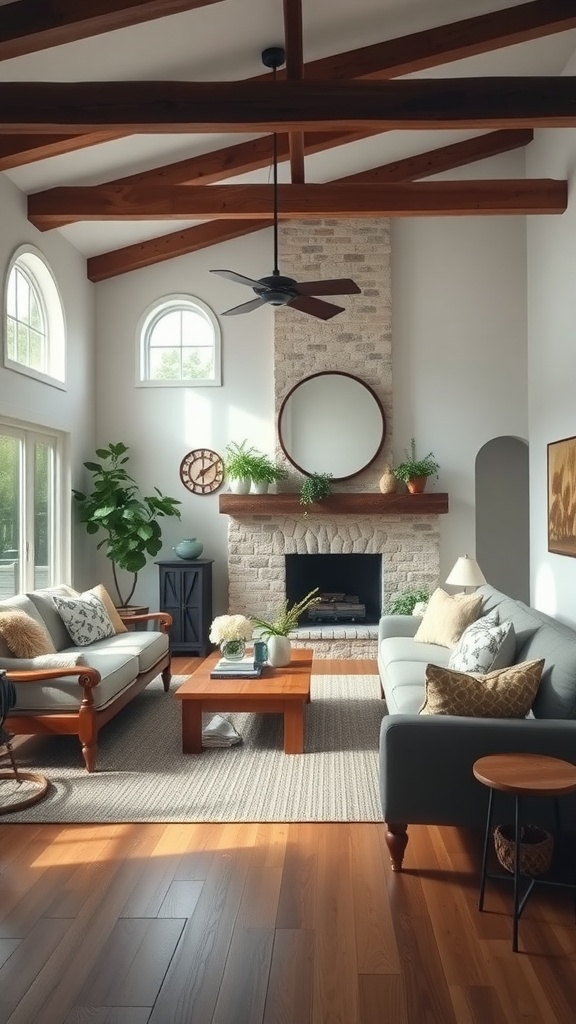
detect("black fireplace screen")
[285,553,382,625]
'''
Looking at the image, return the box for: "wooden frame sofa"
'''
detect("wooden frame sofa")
[0,586,172,772]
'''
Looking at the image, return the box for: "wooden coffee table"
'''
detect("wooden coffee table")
[174,648,313,755]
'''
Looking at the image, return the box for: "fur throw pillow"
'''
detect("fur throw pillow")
[0,610,56,658]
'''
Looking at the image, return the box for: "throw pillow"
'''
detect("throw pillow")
[448,612,516,674]
[52,592,115,646]
[413,588,483,648]
[86,584,128,634]
[419,659,545,718]
[0,610,56,657]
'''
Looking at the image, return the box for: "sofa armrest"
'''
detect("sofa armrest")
[379,714,576,829]
[378,615,420,642]
[119,611,173,633]
[5,665,102,708]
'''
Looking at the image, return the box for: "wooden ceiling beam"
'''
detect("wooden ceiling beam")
[3,78,576,134]
[0,1,225,61]
[28,180,566,228]
[283,0,305,185]
[0,131,129,171]
[85,129,536,281]
[295,0,576,82]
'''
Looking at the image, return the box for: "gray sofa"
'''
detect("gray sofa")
[378,584,576,870]
[1,586,172,772]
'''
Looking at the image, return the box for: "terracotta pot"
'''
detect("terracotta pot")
[406,476,428,494]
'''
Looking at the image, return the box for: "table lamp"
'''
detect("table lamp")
[445,554,487,594]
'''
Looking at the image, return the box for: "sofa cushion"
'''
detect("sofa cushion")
[414,588,483,648]
[448,612,516,674]
[52,592,116,646]
[12,649,138,712]
[28,585,83,651]
[419,659,545,718]
[83,629,169,674]
[0,609,56,657]
[0,652,85,670]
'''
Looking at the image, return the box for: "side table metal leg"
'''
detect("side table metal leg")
[512,795,521,952]
[478,787,494,911]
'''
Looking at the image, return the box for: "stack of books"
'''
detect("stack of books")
[210,654,262,679]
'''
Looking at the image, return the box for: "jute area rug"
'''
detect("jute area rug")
[4,674,386,824]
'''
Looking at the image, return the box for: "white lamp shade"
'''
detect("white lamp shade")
[445,555,487,588]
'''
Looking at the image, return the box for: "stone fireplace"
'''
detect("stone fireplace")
[222,218,445,657]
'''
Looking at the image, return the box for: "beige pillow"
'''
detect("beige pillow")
[419,659,544,718]
[413,587,483,648]
[87,584,128,634]
[0,610,56,657]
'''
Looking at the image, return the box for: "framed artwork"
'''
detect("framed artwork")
[548,434,576,557]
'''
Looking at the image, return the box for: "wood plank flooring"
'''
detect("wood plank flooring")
[0,657,575,1023]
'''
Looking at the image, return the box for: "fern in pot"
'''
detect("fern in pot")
[249,453,288,494]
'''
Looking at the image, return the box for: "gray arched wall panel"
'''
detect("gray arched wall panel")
[476,436,529,603]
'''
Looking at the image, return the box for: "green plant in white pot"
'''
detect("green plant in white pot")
[224,440,259,494]
[252,588,320,666]
[250,453,288,494]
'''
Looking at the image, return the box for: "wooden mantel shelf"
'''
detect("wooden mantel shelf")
[218,492,449,516]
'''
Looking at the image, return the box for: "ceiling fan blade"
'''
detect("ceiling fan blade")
[287,295,345,320]
[295,278,362,296]
[210,269,263,289]
[221,296,268,316]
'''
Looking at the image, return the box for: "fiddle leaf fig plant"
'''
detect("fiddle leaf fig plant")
[72,442,181,609]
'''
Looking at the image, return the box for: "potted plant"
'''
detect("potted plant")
[299,472,333,507]
[72,441,182,611]
[393,438,440,494]
[223,440,259,494]
[251,587,321,666]
[249,453,288,494]
[387,587,430,615]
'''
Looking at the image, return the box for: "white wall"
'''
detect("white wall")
[0,173,96,588]
[392,150,529,583]
[526,47,576,624]
[94,230,276,614]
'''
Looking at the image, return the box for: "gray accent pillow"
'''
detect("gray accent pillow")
[448,612,516,674]
[52,592,115,647]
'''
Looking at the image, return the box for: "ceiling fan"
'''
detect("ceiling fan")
[210,46,361,321]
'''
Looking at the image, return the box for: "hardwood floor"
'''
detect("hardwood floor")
[1,657,575,1023]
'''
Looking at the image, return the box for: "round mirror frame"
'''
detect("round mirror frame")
[277,370,387,481]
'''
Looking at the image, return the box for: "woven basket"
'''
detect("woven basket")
[494,824,554,876]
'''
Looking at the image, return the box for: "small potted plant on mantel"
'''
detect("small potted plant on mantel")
[392,439,440,494]
[224,440,287,494]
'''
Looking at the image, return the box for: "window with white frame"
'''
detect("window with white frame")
[0,421,70,597]
[138,294,221,387]
[3,247,66,387]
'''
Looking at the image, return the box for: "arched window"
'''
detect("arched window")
[4,247,66,387]
[138,294,221,387]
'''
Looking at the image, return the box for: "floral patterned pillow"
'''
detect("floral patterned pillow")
[448,612,516,674]
[52,592,115,646]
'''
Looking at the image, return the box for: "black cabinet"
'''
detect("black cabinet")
[157,559,213,656]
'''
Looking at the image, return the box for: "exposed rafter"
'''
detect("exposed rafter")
[28,180,565,230]
[86,130,535,281]
[3,78,576,134]
[0,0,225,61]
[283,0,305,184]
[0,131,129,171]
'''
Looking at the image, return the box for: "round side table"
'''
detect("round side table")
[473,752,576,952]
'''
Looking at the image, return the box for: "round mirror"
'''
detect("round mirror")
[278,371,386,480]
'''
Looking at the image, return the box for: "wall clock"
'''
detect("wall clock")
[179,448,224,495]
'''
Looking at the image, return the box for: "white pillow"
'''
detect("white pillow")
[448,612,516,674]
[413,588,483,648]
[52,592,115,646]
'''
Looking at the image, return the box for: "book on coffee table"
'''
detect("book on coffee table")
[210,654,262,679]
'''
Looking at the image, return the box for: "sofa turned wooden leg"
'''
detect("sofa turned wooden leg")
[162,666,171,691]
[82,741,97,773]
[385,823,408,872]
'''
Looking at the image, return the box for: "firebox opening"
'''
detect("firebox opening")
[285,553,382,626]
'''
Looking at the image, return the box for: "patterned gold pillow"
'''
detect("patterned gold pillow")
[419,659,544,718]
[413,587,483,648]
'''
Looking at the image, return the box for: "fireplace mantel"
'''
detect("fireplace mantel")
[219,492,449,516]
